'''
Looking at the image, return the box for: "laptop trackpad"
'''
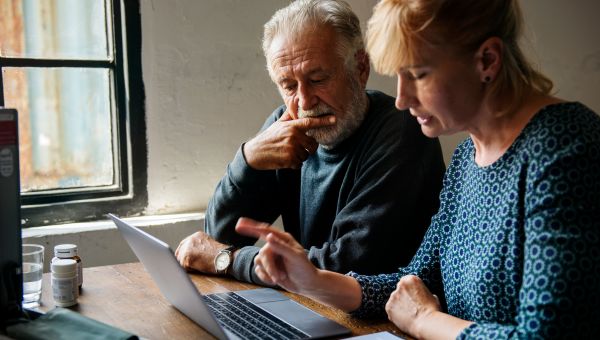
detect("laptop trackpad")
[237,288,349,337]
[236,288,289,303]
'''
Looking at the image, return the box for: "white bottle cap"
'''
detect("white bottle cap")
[51,259,77,273]
[54,244,78,258]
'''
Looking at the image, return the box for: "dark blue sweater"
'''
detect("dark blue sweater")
[206,90,446,284]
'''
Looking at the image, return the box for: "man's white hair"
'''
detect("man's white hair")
[262,0,364,79]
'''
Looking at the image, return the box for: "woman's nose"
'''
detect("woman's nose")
[395,75,415,110]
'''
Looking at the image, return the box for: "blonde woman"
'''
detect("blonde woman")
[236,0,600,338]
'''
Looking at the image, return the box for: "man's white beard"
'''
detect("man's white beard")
[298,77,368,149]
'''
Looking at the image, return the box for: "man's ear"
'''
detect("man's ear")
[355,49,370,87]
[476,37,503,83]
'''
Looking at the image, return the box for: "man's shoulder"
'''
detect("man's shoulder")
[366,90,409,121]
[364,89,418,135]
[272,104,287,119]
[366,89,395,110]
[257,104,287,130]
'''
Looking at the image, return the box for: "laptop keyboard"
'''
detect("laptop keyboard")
[203,292,309,339]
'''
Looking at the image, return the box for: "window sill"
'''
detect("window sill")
[22,212,205,271]
[22,212,204,238]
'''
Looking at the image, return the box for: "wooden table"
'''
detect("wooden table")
[39,262,404,339]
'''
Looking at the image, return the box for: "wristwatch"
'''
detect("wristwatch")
[214,245,236,275]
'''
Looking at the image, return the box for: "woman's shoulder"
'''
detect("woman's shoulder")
[527,102,599,137]
[513,102,600,187]
[519,102,600,155]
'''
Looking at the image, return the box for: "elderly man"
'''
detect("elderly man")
[175,0,445,285]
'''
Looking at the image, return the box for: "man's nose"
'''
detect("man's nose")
[297,83,318,111]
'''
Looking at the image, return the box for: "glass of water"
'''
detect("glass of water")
[22,244,44,308]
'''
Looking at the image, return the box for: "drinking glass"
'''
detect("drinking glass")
[22,244,44,308]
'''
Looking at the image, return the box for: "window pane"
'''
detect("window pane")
[3,67,115,192]
[0,0,111,60]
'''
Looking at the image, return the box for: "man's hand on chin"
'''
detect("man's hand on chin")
[175,231,226,274]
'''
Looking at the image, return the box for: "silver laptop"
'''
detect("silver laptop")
[109,214,350,340]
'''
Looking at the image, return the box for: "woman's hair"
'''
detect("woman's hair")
[262,0,364,77]
[366,0,553,115]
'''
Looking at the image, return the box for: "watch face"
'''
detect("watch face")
[215,252,231,271]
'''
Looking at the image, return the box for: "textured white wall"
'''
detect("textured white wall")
[142,0,600,215]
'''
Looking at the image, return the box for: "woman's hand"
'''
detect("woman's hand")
[385,275,442,338]
[235,217,319,294]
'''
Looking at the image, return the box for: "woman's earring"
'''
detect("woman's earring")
[484,76,491,83]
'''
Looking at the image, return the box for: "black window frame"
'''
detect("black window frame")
[0,0,147,227]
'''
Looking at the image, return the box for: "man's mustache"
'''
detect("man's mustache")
[298,103,334,119]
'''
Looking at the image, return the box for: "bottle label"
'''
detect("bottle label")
[52,276,79,303]
[53,256,83,288]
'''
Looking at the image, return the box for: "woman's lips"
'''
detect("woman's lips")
[409,109,432,125]
[416,116,432,125]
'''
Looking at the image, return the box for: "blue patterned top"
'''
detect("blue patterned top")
[348,102,600,338]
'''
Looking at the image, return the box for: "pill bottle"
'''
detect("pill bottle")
[53,244,83,291]
[51,259,79,307]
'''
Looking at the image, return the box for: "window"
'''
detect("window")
[0,0,146,227]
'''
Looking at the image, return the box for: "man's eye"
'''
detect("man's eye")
[283,84,297,92]
[310,78,325,84]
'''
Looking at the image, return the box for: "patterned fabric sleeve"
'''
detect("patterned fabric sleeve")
[459,108,600,339]
[346,272,400,319]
